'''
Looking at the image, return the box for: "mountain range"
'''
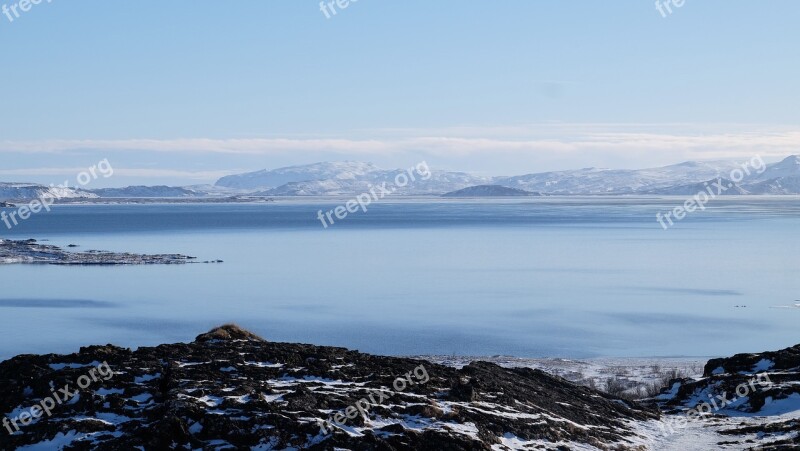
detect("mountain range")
[1,156,799,200]
[215,155,800,196]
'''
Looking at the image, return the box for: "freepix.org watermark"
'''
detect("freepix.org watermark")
[2,0,52,24]
[655,0,686,18]
[3,361,114,435]
[316,161,431,228]
[656,155,766,230]
[319,0,359,19]
[1,159,113,230]
[657,372,772,437]
[319,364,430,435]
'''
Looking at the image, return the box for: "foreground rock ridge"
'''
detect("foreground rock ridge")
[1,326,798,450]
[653,343,800,450]
[0,239,216,265]
[0,325,659,450]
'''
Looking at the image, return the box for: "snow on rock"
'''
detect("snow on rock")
[0,325,658,450]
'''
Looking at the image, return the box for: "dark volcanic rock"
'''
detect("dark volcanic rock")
[0,325,658,450]
[703,344,800,377]
[655,345,800,416]
[652,343,800,449]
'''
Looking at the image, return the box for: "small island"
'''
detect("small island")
[0,239,217,265]
[442,185,543,197]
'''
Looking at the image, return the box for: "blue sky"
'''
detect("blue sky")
[1,0,799,186]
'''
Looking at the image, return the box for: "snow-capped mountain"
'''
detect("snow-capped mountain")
[217,158,796,196]
[495,160,748,195]
[216,162,490,195]
[0,183,97,201]
[750,155,800,181]
[739,155,800,194]
[259,169,490,196]
[745,176,800,194]
[216,161,383,190]
[643,178,749,195]
[5,156,800,200]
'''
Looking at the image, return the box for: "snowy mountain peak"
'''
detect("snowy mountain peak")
[753,154,800,181]
[216,161,382,190]
[777,154,800,166]
[0,183,97,201]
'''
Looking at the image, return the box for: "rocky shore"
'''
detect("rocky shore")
[0,326,797,450]
[0,239,215,265]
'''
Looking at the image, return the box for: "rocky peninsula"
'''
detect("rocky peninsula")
[0,239,215,265]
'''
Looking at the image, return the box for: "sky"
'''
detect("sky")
[1,0,799,187]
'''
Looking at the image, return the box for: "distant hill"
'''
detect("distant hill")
[494,160,749,195]
[228,162,492,196]
[88,186,201,198]
[750,155,800,181]
[745,175,800,194]
[0,183,96,201]
[643,178,749,195]
[740,156,800,194]
[442,185,542,197]
[5,156,800,200]
[215,162,383,190]
[215,156,800,196]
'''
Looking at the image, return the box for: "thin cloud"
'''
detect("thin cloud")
[0,167,234,181]
[1,125,798,163]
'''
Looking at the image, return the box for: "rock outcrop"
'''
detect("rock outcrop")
[0,239,208,265]
[0,325,659,450]
[652,344,800,449]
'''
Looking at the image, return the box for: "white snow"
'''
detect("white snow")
[752,358,774,373]
[17,431,80,450]
[134,373,161,383]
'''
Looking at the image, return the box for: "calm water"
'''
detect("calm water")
[1,198,799,360]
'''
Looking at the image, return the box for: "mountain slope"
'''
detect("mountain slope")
[215,162,382,190]
[750,155,800,181]
[0,183,96,201]
[643,178,749,195]
[495,160,748,195]
[261,169,491,196]
[88,185,201,198]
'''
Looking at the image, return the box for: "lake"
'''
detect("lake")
[1,197,798,360]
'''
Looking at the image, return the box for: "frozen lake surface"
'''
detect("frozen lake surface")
[1,197,798,360]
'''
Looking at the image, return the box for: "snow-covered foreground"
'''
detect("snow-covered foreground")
[417,355,708,394]
[633,410,800,450]
[423,354,800,450]
[3,328,797,450]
